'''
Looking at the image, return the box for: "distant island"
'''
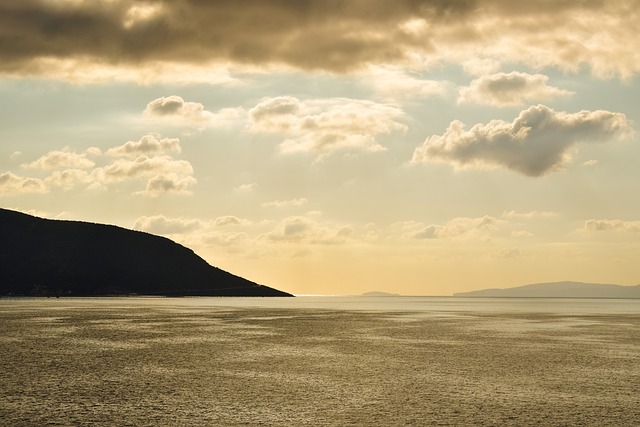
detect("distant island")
[453,281,640,299]
[360,291,401,297]
[0,208,291,297]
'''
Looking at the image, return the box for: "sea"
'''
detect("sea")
[1,296,638,426]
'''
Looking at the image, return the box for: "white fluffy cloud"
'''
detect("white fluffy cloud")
[99,155,194,182]
[102,134,196,196]
[261,216,355,245]
[137,174,197,197]
[234,183,257,193]
[412,105,632,176]
[45,169,95,191]
[106,134,181,158]
[144,96,244,127]
[458,72,572,107]
[21,148,95,170]
[2,134,196,198]
[0,172,47,196]
[248,96,406,155]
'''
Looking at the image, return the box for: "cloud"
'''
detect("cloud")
[21,148,95,170]
[584,219,640,233]
[458,72,572,107]
[413,225,443,239]
[411,216,500,240]
[134,215,203,234]
[84,147,197,196]
[137,174,197,197]
[412,105,632,176]
[401,212,549,241]
[214,216,250,227]
[45,169,94,191]
[0,172,47,196]
[5,57,241,85]
[99,155,193,182]
[261,198,308,208]
[261,216,355,245]
[249,97,302,132]
[133,215,254,252]
[102,134,196,196]
[86,147,102,156]
[106,134,181,158]
[145,96,191,116]
[203,231,251,248]
[1,1,640,79]
[501,210,558,220]
[0,168,98,196]
[122,2,164,29]
[234,183,257,193]
[249,97,406,155]
[492,248,521,259]
[0,0,468,75]
[133,214,251,248]
[143,96,244,127]
[366,67,448,99]
[511,230,534,238]
[2,134,197,197]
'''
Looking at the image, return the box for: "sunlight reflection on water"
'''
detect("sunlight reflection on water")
[0,297,638,426]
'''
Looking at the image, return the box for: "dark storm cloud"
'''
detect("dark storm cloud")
[1,0,638,77]
[0,0,473,73]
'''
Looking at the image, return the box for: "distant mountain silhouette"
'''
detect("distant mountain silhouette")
[360,291,400,297]
[0,208,291,297]
[453,281,640,298]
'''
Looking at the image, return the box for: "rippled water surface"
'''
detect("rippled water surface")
[1,297,639,426]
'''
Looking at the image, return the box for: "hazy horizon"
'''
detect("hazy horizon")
[1,1,639,295]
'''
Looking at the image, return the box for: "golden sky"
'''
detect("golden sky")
[1,0,639,295]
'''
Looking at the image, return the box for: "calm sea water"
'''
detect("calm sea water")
[1,296,638,426]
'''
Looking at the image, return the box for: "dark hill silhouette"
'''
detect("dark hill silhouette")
[0,208,291,297]
[453,281,640,298]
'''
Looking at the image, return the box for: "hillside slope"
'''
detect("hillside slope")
[0,208,291,297]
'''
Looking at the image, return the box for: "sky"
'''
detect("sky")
[1,0,639,296]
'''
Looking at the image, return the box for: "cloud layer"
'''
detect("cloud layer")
[3,0,640,80]
[412,105,632,176]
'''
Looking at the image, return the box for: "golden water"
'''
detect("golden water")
[1,297,638,426]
